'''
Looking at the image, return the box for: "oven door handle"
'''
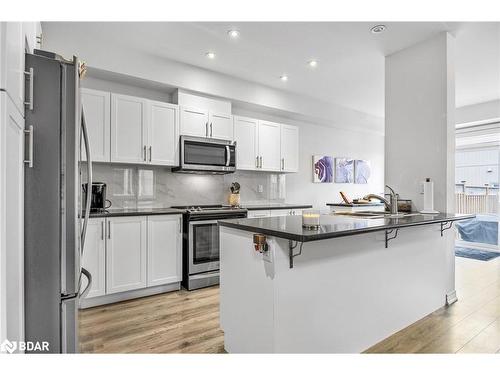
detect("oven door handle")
[225,145,231,167]
[189,219,221,226]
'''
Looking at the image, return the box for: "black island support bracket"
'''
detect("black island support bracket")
[440,221,453,236]
[385,228,399,248]
[288,240,303,269]
[287,221,457,267]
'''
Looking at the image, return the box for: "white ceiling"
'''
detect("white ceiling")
[43,22,500,117]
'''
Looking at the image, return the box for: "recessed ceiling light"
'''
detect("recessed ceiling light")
[228,29,240,38]
[280,75,288,82]
[206,52,216,59]
[370,25,386,34]
[308,60,318,68]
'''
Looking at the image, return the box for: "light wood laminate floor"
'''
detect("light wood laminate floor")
[80,256,500,353]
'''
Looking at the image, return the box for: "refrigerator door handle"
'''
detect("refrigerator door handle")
[80,110,92,252]
[79,267,92,299]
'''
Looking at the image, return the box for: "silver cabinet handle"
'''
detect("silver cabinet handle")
[255,156,259,168]
[149,146,152,162]
[101,220,104,240]
[179,217,182,233]
[24,68,34,110]
[24,125,34,168]
[205,122,209,137]
[143,145,147,161]
[108,220,111,239]
[282,158,285,170]
[210,122,213,137]
[259,156,263,168]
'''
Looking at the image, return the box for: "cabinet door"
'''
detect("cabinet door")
[2,93,25,345]
[148,101,178,166]
[147,215,182,287]
[2,22,25,115]
[106,216,147,294]
[280,124,299,172]
[258,120,281,171]
[81,88,111,162]
[209,111,233,140]
[233,116,258,170]
[247,210,271,218]
[111,94,147,163]
[179,106,209,137]
[81,218,106,299]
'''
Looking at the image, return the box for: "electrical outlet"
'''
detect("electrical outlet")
[257,184,264,193]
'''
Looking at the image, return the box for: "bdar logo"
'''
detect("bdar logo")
[0,339,17,354]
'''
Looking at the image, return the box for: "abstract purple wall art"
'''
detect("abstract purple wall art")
[334,158,354,183]
[354,160,371,184]
[313,155,333,183]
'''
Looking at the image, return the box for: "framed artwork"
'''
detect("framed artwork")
[334,158,354,183]
[313,155,333,183]
[354,160,371,184]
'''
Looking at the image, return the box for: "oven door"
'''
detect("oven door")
[188,220,220,274]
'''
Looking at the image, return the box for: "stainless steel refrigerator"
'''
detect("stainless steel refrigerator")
[24,50,92,353]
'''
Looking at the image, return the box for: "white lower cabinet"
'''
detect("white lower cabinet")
[81,214,182,303]
[106,216,148,294]
[147,215,182,287]
[82,218,106,298]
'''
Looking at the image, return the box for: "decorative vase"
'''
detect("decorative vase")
[229,193,240,207]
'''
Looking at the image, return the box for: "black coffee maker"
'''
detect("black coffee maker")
[82,182,112,212]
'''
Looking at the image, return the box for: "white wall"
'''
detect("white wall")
[385,32,456,299]
[233,107,385,209]
[385,32,455,213]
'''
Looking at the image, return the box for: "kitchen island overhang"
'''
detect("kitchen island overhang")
[218,213,474,353]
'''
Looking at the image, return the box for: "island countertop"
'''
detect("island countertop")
[218,212,475,242]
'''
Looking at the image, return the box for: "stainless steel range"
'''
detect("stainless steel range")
[171,205,247,290]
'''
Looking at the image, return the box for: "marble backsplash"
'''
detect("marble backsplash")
[83,163,286,209]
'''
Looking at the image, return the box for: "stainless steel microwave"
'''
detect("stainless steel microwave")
[173,135,236,174]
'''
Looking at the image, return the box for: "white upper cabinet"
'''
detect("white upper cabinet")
[106,216,147,294]
[280,124,299,172]
[209,111,233,140]
[179,106,209,138]
[81,218,106,299]
[179,106,233,140]
[81,88,111,162]
[233,116,258,171]
[22,22,41,53]
[147,215,182,287]
[1,22,25,116]
[148,100,178,166]
[258,120,281,171]
[110,93,147,163]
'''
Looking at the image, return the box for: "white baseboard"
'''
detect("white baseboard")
[79,282,181,309]
[446,290,458,305]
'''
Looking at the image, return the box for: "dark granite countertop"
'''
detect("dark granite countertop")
[327,202,385,207]
[219,212,475,242]
[242,203,313,211]
[88,208,185,218]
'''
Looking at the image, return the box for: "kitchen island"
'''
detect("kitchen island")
[218,212,474,353]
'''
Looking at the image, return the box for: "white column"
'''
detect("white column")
[385,32,456,299]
